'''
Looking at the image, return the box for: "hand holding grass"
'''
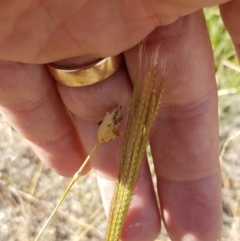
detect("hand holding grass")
[0,1,240,240]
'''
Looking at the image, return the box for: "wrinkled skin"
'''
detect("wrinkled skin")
[0,0,231,63]
[0,0,240,240]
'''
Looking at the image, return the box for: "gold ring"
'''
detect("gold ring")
[47,55,123,87]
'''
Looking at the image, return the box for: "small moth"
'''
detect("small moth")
[98,105,122,143]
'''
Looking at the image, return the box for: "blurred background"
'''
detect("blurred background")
[0,7,240,241]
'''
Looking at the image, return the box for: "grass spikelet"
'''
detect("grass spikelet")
[34,105,122,241]
[105,44,164,241]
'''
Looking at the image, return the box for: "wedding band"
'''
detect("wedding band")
[47,55,123,87]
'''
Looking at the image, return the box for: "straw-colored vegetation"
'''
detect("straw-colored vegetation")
[105,46,164,241]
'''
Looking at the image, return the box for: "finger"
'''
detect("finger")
[0,61,85,177]
[124,10,222,241]
[57,61,160,241]
[219,0,240,59]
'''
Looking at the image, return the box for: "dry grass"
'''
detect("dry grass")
[0,118,106,241]
[1,97,240,241]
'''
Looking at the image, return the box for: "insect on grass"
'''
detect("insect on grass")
[34,42,164,241]
[34,105,123,241]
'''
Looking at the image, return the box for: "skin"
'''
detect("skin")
[0,0,239,240]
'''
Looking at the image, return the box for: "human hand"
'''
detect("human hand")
[0,0,231,63]
[0,1,240,241]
